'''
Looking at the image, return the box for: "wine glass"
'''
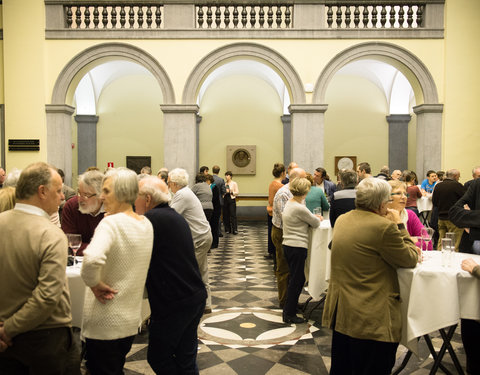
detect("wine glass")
[420,227,434,259]
[67,234,82,267]
[445,232,456,251]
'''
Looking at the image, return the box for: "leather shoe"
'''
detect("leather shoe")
[233,231,238,235]
[283,314,306,324]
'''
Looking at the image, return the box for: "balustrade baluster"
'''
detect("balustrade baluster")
[224,7,230,28]
[93,6,99,28]
[372,6,378,28]
[327,5,333,28]
[233,6,239,28]
[66,6,73,28]
[354,5,360,28]
[198,6,204,28]
[112,7,117,28]
[285,6,291,28]
[417,5,424,27]
[75,7,82,28]
[138,6,144,28]
[242,6,248,28]
[215,6,221,28]
[267,6,273,28]
[336,6,342,28]
[380,5,387,27]
[345,5,351,28]
[84,6,91,28]
[155,6,162,27]
[276,6,282,28]
[128,6,135,28]
[102,7,108,28]
[146,6,152,28]
[250,6,256,28]
[259,6,265,28]
[362,6,368,28]
[398,6,405,28]
[389,5,396,27]
[120,6,126,28]
[407,5,414,27]
[206,6,213,28]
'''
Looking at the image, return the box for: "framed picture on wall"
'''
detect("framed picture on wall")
[334,156,357,177]
[126,156,151,174]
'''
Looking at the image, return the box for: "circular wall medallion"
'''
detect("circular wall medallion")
[232,149,251,168]
[337,157,354,170]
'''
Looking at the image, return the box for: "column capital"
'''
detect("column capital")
[160,104,199,114]
[45,104,75,115]
[386,114,412,123]
[413,104,444,115]
[74,115,99,124]
[289,104,328,114]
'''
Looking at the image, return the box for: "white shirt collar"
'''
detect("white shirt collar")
[14,203,50,219]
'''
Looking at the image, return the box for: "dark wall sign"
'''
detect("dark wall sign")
[8,139,40,151]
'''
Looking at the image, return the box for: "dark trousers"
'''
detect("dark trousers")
[283,245,307,317]
[267,215,275,255]
[461,318,480,374]
[148,300,205,375]
[330,330,398,375]
[85,335,135,375]
[223,195,237,232]
[0,327,80,375]
[209,209,221,248]
[271,226,289,307]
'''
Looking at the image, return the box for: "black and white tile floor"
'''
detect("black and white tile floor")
[83,221,468,374]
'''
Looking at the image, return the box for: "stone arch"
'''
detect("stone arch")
[182,42,305,105]
[51,42,175,105]
[312,41,442,178]
[312,41,438,105]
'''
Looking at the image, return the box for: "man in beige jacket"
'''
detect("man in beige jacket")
[0,162,80,374]
[323,177,419,374]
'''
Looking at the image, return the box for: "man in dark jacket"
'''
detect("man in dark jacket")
[432,169,466,250]
[135,176,207,374]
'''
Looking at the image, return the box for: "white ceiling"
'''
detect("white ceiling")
[74,59,414,115]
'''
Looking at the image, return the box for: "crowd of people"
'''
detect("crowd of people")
[1,159,480,374]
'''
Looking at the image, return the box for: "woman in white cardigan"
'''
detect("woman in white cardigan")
[81,168,153,374]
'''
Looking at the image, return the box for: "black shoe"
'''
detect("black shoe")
[264,253,273,259]
[219,233,224,237]
[283,315,306,324]
[233,231,238,235]
[204,308,212,314]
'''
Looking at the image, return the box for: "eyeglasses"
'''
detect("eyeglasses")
[77,190,97,199]
[391,192,409,198]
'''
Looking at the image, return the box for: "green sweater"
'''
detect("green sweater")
[305,186,330,214]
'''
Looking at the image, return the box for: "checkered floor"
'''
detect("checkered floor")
[81,221,468,374]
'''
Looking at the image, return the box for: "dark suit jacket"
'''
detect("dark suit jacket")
[449,178,480,252]
[322,209,418,343]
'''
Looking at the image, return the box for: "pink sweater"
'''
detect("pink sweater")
[405,209,433,250]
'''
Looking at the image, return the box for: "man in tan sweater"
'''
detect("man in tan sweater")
[0,162,80,374]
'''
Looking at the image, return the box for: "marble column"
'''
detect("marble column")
[288,104,328,174]
[75,115,99,175]
[161,104,199,185]
[281,115,291,167]
[45,104,75,186]
[386,114,411,172]
[413,104,443,179]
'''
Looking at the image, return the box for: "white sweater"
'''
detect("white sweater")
[282,199,321,248]
[81,213,153,340]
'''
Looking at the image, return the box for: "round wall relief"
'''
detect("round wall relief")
[232,148,251,168]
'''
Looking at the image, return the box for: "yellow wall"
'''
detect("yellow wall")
[3,0,47,169]
[96,74,164,173]
[443,0,480,183]
[199,74,283,200]
[325,74,389,176]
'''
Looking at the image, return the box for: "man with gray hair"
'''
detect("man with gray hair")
[330,169,358,227]
[432,168,466,250]
[464,166,480,190]
[272,167,306,308]
[136,176,206,373]
[0,162,80,373]
[168,168,213,313]
[61,169,105,255]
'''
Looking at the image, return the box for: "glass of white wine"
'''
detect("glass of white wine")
[67,233,82,268]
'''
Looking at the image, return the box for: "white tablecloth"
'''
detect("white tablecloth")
[398,251,480,353]
[417,195,433,213]
[307,220,332,300]
[67,264,151,329]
